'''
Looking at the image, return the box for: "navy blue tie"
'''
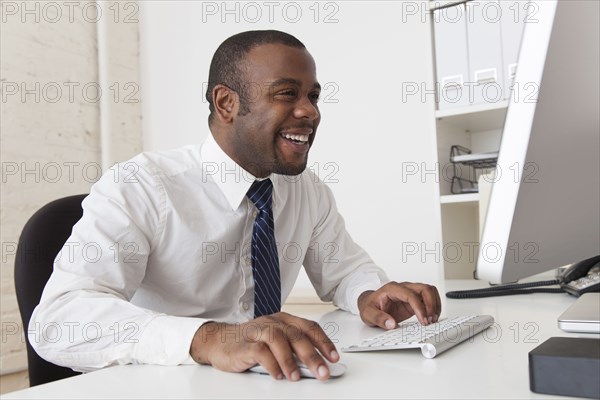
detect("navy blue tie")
[247,179,281,318]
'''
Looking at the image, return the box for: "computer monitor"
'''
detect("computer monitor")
[476,0,600,284]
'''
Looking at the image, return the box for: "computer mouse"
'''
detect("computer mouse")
[249,357,347,379]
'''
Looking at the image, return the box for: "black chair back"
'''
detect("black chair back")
[14,194,87,386]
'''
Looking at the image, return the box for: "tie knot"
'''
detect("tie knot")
[247,179,273,211]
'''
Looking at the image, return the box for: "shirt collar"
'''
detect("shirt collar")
[201,133,277,211]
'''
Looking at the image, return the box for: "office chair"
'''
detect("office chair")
[14,194,87,386]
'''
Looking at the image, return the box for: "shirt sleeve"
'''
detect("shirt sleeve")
[29,161,205,372]
[302,175,390,315]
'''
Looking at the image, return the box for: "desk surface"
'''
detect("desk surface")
[3,280,598,399]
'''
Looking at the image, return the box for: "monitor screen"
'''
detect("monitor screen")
[476,0,600,284]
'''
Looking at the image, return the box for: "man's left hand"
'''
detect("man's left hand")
[357,282,442,329]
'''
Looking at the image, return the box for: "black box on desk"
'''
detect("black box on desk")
[529,337,600,399]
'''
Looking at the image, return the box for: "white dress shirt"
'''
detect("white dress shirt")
[30,134,388,372]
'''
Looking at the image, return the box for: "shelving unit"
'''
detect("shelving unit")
[437,106,503,278]
[430,0,525,278]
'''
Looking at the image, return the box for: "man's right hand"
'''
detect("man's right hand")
[189,312,340,381]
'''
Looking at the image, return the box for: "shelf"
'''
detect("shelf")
[440,193,479,205]
[450,145,498,169]
[436,101,509,132]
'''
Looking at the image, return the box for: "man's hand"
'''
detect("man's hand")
[189,312,339,381]
[357,282,442,329]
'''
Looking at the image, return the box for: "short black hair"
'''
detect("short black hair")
[206,30,306,125]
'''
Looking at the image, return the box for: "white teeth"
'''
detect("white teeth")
[283,133,308,143]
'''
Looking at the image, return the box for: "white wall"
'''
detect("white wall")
[139,1,444,291]
[1,5,101,388]
[0,1,142,390]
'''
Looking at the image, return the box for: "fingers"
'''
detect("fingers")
[391,283,441,325]
[242,313,339,381]
[278,313,339,381]
[359,282,443,327]
[262,321,325,381]
[251,342,285,380]
[279,314,339,363]
[408,282,442,323]
[423,284,442,322]
[360,303,398,330]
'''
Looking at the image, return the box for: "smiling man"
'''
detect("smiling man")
[207,41,320,178]
[30,30,441,382]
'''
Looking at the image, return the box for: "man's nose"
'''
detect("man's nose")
[294,96,320,120]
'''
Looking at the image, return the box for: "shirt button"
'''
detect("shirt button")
[242,302,250,311]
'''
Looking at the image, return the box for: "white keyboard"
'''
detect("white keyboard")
[341,315,494,358]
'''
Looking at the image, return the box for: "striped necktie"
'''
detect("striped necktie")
[247,179,281,318]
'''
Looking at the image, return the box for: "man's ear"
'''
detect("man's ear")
[212,85,239,124]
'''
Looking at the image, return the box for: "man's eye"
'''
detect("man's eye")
[310,92,321,103]
[278,90,297,98]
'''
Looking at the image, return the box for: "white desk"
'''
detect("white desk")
[3,280,598,399]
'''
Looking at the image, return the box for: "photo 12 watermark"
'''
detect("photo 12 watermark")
[0,1,139,24]
[1,81,140,104]
[201,80,340,105]
[397,240,540,265]
[200,240,340,266]
[401,81,539,106]
[198,320,340,344]
[2,321,140,345]
[2,239,145,265]
[400,1,541,24]
[1,161,141,185]
[398,161,540,186]
[199,1,340,24]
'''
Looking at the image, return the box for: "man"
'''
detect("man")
[31,30,441,382]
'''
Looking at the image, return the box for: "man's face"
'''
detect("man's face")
[228,43,321,177]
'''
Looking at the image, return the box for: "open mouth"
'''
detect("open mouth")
[280,132,309,145]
